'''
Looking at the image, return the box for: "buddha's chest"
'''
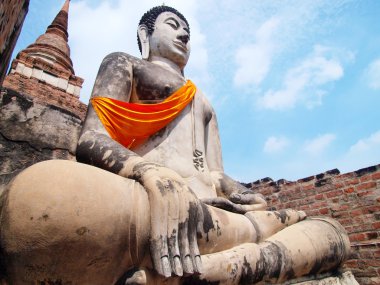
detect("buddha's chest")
[131,64,186,103]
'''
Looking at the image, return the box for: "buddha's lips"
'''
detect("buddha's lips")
[173,40,188,52]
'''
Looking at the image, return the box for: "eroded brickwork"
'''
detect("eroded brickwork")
[247,165,380,285]
[0,0,29,84]
[0,87,82,189]
[3,72,87,120]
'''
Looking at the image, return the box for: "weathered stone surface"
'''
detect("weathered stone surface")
[0,0,29,85]
[0,87,81,189]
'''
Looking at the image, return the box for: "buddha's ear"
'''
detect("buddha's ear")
[138,25,149,60]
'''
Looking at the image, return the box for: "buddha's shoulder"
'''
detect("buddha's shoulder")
[101,52,143,66]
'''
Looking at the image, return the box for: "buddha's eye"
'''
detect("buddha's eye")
[165,18,179,29]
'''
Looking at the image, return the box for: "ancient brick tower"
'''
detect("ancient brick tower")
[0,0,86,187]
[2,0,86,120]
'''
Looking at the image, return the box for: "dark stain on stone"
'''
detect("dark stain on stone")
[316,173,325,180]
[200,203,214,242]
[355,165,377,176]
[130,223,138,264]
[182,276,220,285]
[155,180,166,196]
[239,256,255,285]
[314,178,330,187]
[76,132,126,174]
[326,169,340,175]
[38,213,49,221]
[2,88,34,112]
[309,236,346,275]
[130,161,160,182]
[274,210,288,224]
[76,227,89,236]
[115,267,141,285]
[298,175,314,183]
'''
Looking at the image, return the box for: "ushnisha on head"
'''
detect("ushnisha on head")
[137,5,191,73]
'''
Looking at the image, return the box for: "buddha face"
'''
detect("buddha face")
[149,12,191,70]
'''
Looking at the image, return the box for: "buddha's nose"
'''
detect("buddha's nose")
[178,34,189,45]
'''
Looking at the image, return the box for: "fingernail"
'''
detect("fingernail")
[162,256,171,277]
[174,256,183,276]
[195,256,203,273]
[183,255,193,273]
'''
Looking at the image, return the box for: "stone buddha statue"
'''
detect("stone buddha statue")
[0,5,350,285]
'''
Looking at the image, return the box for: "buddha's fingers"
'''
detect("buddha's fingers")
[166,179,183,276]
[188,196,203,274]
[148,180,171,277]
[230,193,267,210]
[178,186,193,274]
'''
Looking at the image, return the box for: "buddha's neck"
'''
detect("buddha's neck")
[149,56,184,77]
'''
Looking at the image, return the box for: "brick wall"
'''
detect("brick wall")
[246,165,380,285]
[0,0,29,85]
[2,72,87,120]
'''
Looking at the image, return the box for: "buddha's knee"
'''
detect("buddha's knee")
[0,160,150,284]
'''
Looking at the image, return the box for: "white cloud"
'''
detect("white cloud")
[258,45,345,110]
[263,136,289,153]
[337,130,380,173]
[364,58,380,90]
[233,17,280,87]
[69,0,209,103]
[349,131,380,153]
[303,133,336,156]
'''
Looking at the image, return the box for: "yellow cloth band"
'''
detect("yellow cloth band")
[91,80,196,149]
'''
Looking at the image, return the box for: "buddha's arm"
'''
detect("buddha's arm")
[205,109,267,212]
[76,52,203,278]
[77,52,142,172]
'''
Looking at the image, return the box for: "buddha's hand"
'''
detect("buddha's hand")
[202,191,267,214]
[229,191,267,212]
[131,162,203,278]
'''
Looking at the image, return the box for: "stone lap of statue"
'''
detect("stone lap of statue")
[0,5,350,285]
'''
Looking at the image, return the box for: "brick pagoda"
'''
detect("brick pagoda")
[2,0,86,120]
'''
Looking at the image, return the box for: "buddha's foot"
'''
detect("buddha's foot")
[184,216,349,285]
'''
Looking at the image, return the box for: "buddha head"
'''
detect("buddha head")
[137,6,191,71]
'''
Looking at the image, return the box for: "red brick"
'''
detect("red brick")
[372,172,380,180]
[360,174,372,182]
[334,182,344,188]
[357,190,374,197]
[319,208,329,215]
[346,178,360,186]
[363,205,380,214]
[300,205,310,211]
[350,233,366,242]
[373,222,380,229]
[314,194,323,200]
[366,232,378,240]
[351,209,362,217]
[326,190,343,198]
[339,218,352,226]
[344,187,355,193]
[302,184,314,191]
[357,181,377,191]
[366,259,380,267]
[345,259,358,267]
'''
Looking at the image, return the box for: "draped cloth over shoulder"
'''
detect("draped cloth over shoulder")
[91,80,196,149]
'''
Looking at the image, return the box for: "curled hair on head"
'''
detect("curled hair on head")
[137,5,190,53]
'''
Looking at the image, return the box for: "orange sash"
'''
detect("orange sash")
[91,80,196,149]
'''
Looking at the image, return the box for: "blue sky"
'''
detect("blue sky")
[12,0,380,182]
